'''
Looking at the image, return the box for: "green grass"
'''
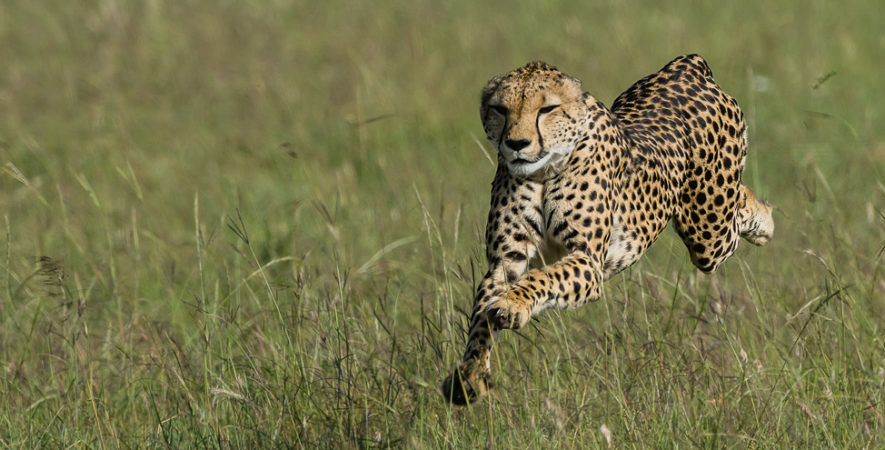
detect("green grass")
[1,0,884,447]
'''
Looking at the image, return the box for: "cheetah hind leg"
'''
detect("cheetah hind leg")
[737,185,774,246]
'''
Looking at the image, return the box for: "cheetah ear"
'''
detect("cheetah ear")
[560,73,584,97]
[567,74,582,88]
[480,74,504,107]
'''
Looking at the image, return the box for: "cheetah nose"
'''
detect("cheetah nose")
[504,139,531,151]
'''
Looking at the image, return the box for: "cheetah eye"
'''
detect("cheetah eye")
[538,104,559,115]
[489,104,508,116]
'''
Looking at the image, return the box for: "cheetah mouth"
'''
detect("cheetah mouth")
[505,151,556,176]
[510,152,548,165]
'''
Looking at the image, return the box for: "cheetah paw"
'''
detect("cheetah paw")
[441,361,492,405]
[485,291,532,330]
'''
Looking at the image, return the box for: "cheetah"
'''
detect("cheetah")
[442,54,774,405]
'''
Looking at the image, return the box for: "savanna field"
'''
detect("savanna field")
[1,0,884,447]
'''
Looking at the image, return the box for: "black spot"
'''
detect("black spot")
[552,221,569,235]
[526,215,544,235]
[505,251,526,261]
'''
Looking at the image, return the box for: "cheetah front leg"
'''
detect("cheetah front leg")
[442,251,544,405]
[443,247,604,404]
[441,165,543,405]
[485,251,604,330]
[484,169,615,330]
[440,267,515,405]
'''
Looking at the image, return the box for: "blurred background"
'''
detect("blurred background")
[1,0,883,446]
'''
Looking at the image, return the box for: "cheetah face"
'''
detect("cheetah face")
[480,62,588,177]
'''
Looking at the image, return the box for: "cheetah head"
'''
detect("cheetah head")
[480,61,589,178]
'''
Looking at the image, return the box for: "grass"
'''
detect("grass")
[1,0,884,447]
